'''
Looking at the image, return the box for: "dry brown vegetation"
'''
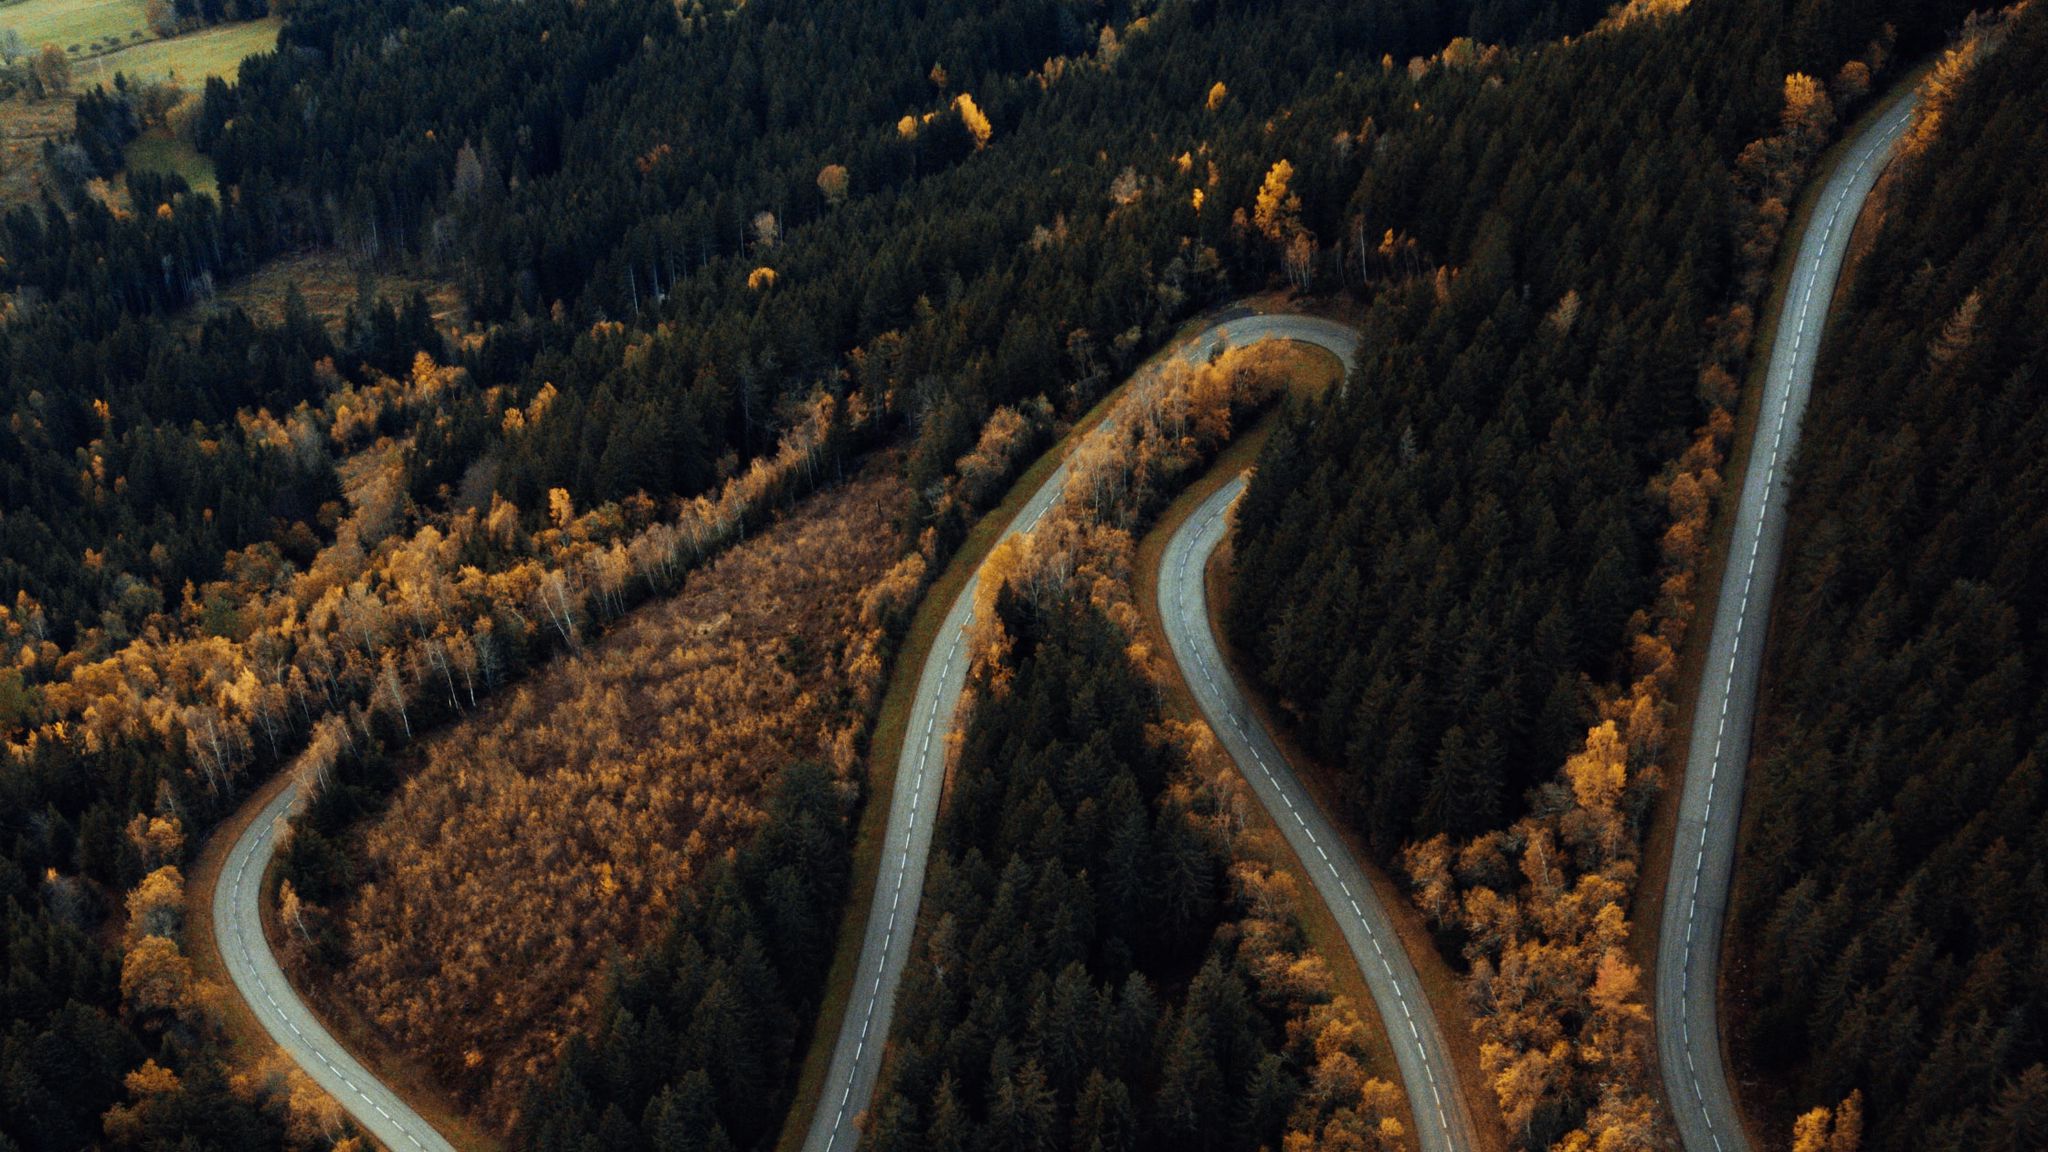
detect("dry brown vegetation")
[204,249,466,332]
[973,341,1292,676]
[291,470,909,1121]
[0,93,74,204]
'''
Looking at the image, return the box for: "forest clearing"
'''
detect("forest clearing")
[277,469,913,1124]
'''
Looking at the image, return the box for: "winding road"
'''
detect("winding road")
[212,127,1911,1145]
[201,78,1915,1152]
[802,311,1479,1152]
[210,310,1448,1152]
[214,770,457,1152]
[1653,91,1919,1152]
[1160,464,1478,1152]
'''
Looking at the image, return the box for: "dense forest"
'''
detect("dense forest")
[865,594,1377,1152]
[0,0,1651,1146]
[1225,0,1970,853]
[0,0,2022,1143]
[0,298,389,1146]
[1727,8,2048,1150]
[1216,0,1979,1142]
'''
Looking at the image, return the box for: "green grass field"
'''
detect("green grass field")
[0,12,277,207]
[0,0,149,58]
[74,15,277,83]
[125,130,216,195]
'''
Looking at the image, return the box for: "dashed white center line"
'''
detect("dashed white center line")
[1169,479,1461,1150]
[1668,102,1912,1152]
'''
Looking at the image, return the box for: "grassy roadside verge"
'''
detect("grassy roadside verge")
[1623,64,1931,1148]
[1129,342,1511,1152]
[772,301,1275,1152]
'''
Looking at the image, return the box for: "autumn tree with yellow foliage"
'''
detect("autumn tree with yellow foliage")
[10,360,857,831]
[1253,160,1316,291]
[1792,1093,1863,1152]
[955,92,993,148]
[1254,160,1302,242]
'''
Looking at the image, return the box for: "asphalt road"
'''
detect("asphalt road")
[1161,463,1480,1152]
[1653,91,1920,1152]
[803,312,1399,1152]
[800,424,1071,1152]
[213,769,457,1152]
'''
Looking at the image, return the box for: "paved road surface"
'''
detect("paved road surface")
[803,312,1409,1152]
[213,769,457,1152]
[801,417,1076,1152]
[1653,91,1919,1152]
[1161,461,1479,1152]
